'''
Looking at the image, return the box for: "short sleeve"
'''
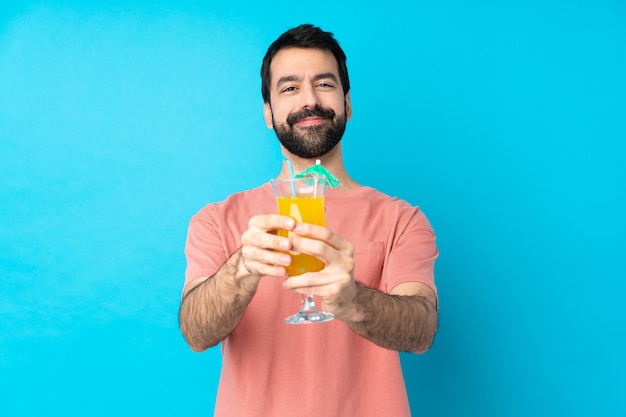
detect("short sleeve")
[184,205,229,289]
[384,206,438,298]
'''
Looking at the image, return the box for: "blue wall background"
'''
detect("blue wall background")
[1,1,624,416]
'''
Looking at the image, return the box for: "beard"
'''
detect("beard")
[272,105,347,159]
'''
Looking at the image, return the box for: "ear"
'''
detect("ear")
[263,102,274,129]
[345,91,352,122]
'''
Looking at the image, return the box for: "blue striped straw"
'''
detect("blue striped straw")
[285,159,296,195]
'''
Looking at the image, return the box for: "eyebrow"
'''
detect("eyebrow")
[276,72,339,88]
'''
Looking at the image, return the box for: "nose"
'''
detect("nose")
[299,84,320,109]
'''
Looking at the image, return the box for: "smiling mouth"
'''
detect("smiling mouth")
[287,106,336,127]
[295,117,328,127]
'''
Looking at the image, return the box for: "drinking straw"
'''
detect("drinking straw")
[314,159,319,198]
[285,159,296,195]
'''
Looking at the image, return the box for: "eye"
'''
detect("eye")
[317,82,334,88]
[281,86,297,94]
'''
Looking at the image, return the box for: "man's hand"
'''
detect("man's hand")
[180,214,301,352]
[280,222,361,321]
[240,214,298,279]
[281,222,438,353]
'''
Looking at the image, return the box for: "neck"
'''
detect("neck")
[277,144,360,190]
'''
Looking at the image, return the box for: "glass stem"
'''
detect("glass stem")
[302,294,316,312]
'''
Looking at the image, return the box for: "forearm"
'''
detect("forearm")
[343,282,438,353]
[179,249,261,352]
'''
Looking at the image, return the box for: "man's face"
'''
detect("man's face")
[264,48,352,159]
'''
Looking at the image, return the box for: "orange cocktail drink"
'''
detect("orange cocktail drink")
[276,195,326,276]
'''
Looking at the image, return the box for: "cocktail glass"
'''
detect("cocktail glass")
[270,177,335,324]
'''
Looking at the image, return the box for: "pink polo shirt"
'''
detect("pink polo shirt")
[184,183,438,417]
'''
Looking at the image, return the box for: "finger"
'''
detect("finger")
[283,270,338,292]
[249,214,295,231]
[289,236,329,260]
[289,235,355,270]
[242,228,292,252]
[241,244,292,269]
[284,279,344,300]
[244,258,288,277]
[292,223,351,252]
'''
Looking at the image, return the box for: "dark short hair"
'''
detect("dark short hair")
[261,24,350,103]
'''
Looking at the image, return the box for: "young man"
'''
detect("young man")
[179,24,438,417]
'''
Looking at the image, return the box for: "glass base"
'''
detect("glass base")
[284,307,335,324]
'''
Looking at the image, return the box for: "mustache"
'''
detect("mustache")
[287,106,336,126]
